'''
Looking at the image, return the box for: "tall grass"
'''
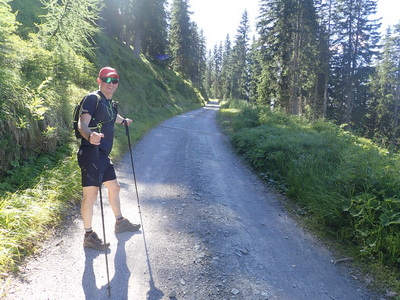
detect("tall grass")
[0,144,81,275]
[218,105,400,293]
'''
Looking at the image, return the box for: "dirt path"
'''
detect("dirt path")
[2,102,381,299]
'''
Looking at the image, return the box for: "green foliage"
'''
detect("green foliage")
[140,0,168,58]
[368,25,400,151]
[38,0,102,56]
[168,0,206,84]
[0,0,17,43]
[229,10,251,101]
[219,103,400,276]
[0,146,81,275]
[10,0,42,38]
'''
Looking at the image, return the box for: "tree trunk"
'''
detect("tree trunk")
[291,0,301,115]
[391,87,400,149]
[133,29,141,58]
[323,0,333,119]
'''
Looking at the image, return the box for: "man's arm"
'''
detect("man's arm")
[116,114,133,126]
[78,113,103,145]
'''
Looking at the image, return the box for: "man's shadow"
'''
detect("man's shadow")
[82,230,164,299]
[82,233,132,300]
[82,246,110,300]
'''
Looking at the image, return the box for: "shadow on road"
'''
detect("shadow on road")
[82,233,135,299]
[142,222,164,300]
[81,228,163,300]
[82,246,110,299]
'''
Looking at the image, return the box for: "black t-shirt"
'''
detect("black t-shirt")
[80,90,117,155]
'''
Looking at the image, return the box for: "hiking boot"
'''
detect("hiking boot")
[115,218,141,234]
[83,231,110,251]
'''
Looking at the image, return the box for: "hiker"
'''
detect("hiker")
[77,66,140,251]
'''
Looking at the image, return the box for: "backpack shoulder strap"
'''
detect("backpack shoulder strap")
[86,91,101,108]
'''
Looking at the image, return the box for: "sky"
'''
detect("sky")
[187,0,400,50]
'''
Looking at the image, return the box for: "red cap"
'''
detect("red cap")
[98,67,119,78]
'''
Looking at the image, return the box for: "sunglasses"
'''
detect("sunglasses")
[101,77,119,84]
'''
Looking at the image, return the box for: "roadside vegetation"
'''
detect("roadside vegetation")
[217,100,400,296]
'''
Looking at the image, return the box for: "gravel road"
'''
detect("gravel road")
[2,102,382,300]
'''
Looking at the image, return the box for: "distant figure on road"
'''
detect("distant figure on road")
[77,66,140,251]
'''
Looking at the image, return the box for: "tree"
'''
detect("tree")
[248,36,263,104]
[370,25,400,150]
[9,0,42,38]
[189,27,207,86]
[38,0,101,56]
[169,0,192,76]
[257,0,293,109]
[230,10,251,101]
[169,0,205,84]
[210,43,223,98]
[314,0,334,119]
[220,34,232,100]
[141,0,168,59]
[329,0,380,129]
[204,49,213,96]
[100,0,124,40]
[257,0,320,114]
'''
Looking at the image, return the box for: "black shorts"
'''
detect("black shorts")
[77,146,116,187]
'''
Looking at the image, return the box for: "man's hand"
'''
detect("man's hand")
[89,132,104,145]
[123,118,133,126]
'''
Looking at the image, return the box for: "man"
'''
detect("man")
[77,66,140,251]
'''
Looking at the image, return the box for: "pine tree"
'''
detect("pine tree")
[141,0,168,59]
[220,34,232,100]
[100,0,124,40]
[329,0,380,129]
[288,0,319,116]
[257,0,294,109]
[38,0,101,55]
[230,10,251,101]
[370,25,400,150]
[196,29,207,87]
[210,43,223,98]
[204,49,213,96]
[314,0,334,119]
[9,0,42,38]
[257,0,320,114]
[248,37,263,104]
[186,22,206,85]
[169,0,192,77]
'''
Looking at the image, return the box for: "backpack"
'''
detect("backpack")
[72,92,101,139]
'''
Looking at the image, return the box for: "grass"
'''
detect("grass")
[217,102,400,297]
[0,145,80,276]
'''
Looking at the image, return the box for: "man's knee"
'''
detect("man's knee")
[82,186,98,204]
[105,180,120,194]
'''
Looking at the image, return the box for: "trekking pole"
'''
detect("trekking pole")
[98,184,111,296]
[124,123,141,215]
[125,123,156,292]
[96,146,111,296]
